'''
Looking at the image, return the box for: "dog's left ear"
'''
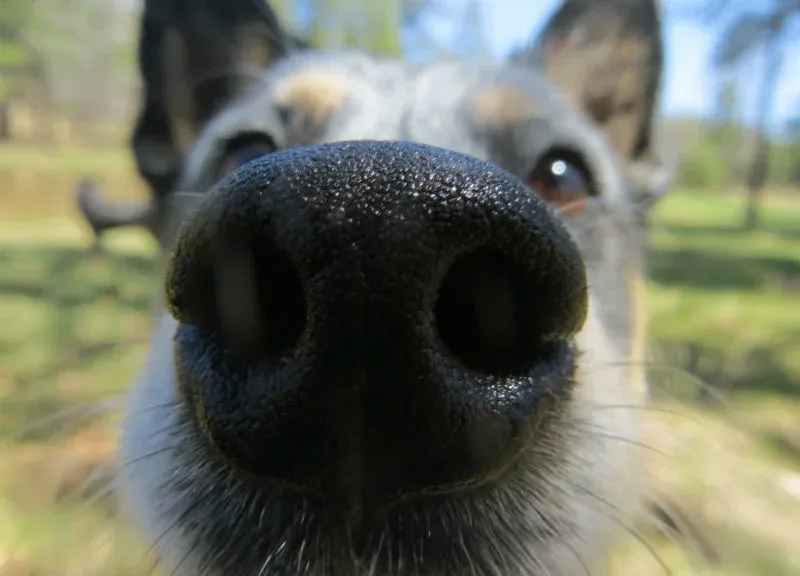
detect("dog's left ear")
[515,0,675,204]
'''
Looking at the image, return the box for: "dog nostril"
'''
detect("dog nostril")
[435,248,540,374]
[167,230,306,363]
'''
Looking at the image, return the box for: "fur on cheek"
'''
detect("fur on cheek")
[565,302,649,549]
[117,313,199,574]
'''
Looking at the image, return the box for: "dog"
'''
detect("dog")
[71,0,698,574]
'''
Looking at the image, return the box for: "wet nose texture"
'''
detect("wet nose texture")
[166,140,587,529]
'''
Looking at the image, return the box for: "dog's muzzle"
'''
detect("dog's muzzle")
[165,140,588,534]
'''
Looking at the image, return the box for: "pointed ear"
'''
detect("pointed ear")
[132,0,306,202]
[515,0,672,200]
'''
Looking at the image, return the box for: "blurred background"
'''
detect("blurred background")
[0,0,798,574]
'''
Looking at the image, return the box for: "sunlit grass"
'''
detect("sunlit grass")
[0,144,146,223]
[622,189,800,575]
[0,144,132,175]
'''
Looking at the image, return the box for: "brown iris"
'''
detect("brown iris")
[526,154,592,216]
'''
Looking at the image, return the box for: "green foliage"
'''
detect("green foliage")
[0,39,26,96]
[676,133,728,190]
[303,0,404,56]
[0,0,38,99]
[0,0,36,29]
[673,115,800,190]
[0,0,140,127]
[685,0,799,231]
[769,140,800,186]
[0,39,26,66]
[362,0,404,56]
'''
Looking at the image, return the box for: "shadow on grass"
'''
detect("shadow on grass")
[0,244,158,440]
[647,248,800,291]
[649,339,800,401]
[653,222,800,241]
[0,243,153,576]
[760,432,800,468]
[0,244,156,308]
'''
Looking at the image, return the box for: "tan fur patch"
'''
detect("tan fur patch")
[274,69,351,122]
[473,86,541,126]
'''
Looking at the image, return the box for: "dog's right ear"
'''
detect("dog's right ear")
[513,0,675,208]
[133,0,305,204]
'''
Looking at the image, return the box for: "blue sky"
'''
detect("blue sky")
[469,0,799,132]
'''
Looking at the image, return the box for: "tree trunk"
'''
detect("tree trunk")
[744,134,768,230]
[743,26,783,231]
[0,100,11,141]
[743,191,759,229]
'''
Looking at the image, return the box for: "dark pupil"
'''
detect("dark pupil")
[543,160,583,191]
[219,133,277,177]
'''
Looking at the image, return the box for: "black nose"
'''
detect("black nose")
[167,140,587,525]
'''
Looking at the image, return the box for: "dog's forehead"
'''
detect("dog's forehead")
[183,50,614,189]
[259,51,585,140]
[401,59,602,172]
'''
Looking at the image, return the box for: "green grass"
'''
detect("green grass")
[647,191,800,400]
[614,189,800,575]
[0,149,798,575]
[0,144,132,175]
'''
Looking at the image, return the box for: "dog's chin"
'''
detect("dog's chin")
[121,421,588,576]
[135,413,564,576]
[119,312,645,576]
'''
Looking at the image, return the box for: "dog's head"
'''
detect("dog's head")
[118,1,678,574]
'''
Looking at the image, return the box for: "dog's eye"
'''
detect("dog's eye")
[219,133,276,178]
[526,153,591,216]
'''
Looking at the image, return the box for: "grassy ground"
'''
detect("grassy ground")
[623,191,800,575]
[0,145,799,575]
